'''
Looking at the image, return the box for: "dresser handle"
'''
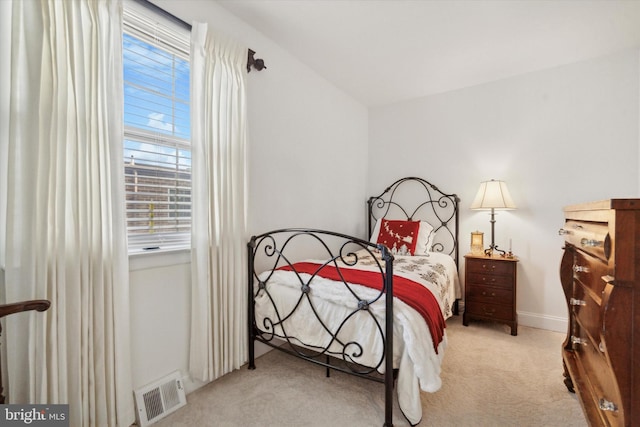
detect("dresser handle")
[481,264,496,270]
[581,238,602,248]
[482,307,496,315]
[570,298,586,306]
[558,228,571,235]
[481,291,496,297]
[571,336,588,346]
[573,265,590,273]
[598,398,618,412]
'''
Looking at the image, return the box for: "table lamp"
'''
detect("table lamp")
[470,179,516,256]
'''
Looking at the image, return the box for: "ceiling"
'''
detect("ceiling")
[217,0,640,107]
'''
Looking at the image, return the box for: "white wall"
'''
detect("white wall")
[129,252,191,389]
[369,49,640,332]
[129,0,369,392]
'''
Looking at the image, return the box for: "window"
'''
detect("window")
[123,4,191,252]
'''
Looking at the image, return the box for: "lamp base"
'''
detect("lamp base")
[485,244,506,257]
[484,208,507,257]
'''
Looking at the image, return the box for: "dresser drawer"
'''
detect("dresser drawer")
[466,285,512,305]
[466,272,513,289]
[572,282,603,348]
[561,220,611,261]
[466,258,515,276]
[464,301,513,321]
[574,333,624,426]
[573,250,610,298]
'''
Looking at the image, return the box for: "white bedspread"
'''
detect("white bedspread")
[254,250,460,425]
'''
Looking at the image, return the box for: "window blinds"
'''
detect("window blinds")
[123,1,192,252]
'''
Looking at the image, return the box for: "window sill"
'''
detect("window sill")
[129,247,191,271]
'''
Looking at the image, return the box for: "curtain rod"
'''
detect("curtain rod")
[134,0,266,72]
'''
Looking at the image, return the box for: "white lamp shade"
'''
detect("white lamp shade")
[470,180,516,210]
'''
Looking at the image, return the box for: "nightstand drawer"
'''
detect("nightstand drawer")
[466,258,515,276]
[464,301,513,321]
[466,285,512,305]
[466,272,513,289]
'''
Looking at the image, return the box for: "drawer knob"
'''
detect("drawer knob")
[558,228,572,235]
[571,335,588,346]
[481,291,497,297]
[598,341,606,353]
[572,265,590,273]
[581,238,602,248]
[598,398,618,412]
[482,307,496,315]
[569,298,586,306]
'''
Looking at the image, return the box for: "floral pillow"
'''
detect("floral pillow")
[370,218,434,255]
[372,218,433,256]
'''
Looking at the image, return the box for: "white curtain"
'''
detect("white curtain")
[2,1,134,426]
[189,22,248,382]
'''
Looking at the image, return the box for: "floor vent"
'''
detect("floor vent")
[134,371,186,426]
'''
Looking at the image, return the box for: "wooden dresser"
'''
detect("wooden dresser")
[560,199,640,426]
[463,254,518,336]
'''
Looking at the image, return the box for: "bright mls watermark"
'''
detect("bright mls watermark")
[1,405,69,426]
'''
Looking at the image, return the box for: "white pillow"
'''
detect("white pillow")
[370,218,434,255]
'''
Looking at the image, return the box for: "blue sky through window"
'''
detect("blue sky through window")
[123,33,191,170]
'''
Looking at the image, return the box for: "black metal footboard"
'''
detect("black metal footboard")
[248,229,395,426]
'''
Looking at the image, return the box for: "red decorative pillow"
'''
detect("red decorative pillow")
[375,219,421,255]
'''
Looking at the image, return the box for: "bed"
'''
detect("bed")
[247,177,460,426]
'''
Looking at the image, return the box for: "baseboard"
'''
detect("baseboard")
[181,375,205,395]
[517,310,568,333]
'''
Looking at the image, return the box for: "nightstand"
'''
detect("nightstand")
[463,254,519,336]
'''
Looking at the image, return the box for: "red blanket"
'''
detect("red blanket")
[279,262,446,352]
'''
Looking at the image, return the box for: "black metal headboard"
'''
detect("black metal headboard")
[367,177,460,266]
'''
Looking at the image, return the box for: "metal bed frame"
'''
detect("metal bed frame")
[247,177,459,426]
[367,176,460,266]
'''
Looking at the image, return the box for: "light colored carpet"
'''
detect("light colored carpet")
[155,315,587,426]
